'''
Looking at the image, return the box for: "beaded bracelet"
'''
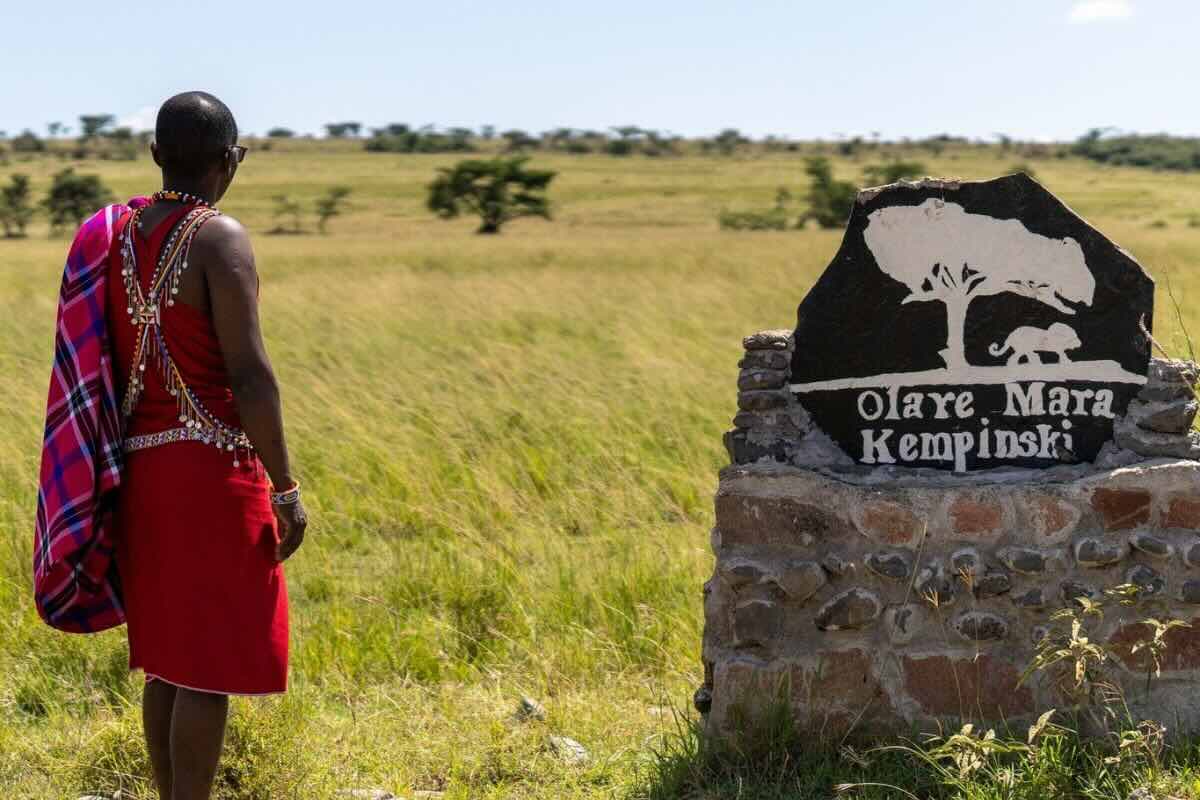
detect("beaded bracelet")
[270,482,302,506]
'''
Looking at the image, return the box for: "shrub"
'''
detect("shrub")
[0,174,35,237]
[268,194,304,234]
[718,207,790,231]
[606,139,635,157]
[427,156,556,234]
[718,186,794,231]
[861,160,926,185]
[315,186,352,234]
[11,130,45,153]
[42,168,113,232]
[266,127,295,138]
[800,157,857,229]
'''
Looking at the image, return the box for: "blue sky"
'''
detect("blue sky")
[2,0,1195,142]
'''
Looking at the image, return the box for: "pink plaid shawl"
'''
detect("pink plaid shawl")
[33,198,148,633]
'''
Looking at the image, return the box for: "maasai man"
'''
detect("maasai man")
[108,92,306,798]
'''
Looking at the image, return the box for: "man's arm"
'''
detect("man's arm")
[193,216,306,561]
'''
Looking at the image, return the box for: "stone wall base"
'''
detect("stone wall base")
[702,459,1200,740]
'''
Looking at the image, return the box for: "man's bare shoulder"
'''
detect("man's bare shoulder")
[191,214,255,271]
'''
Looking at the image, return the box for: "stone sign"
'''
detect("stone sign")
[702,173,1200,741]
[790,174,1153,471]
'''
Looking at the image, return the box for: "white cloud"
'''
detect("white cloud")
[117,105,156,133]
[1068,0,1134,22]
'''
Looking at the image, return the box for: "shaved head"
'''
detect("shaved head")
[155,91,238,180]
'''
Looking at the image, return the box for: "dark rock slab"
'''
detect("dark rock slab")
[789,174,1153,471]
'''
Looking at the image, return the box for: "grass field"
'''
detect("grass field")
[4,141,1200,798]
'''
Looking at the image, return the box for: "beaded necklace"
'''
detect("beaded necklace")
[119,196,253,465]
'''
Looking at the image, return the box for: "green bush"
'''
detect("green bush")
[800,157,857,229]
[315,186,352,234]
[0,174,35,237]
[717,207,790,231]
[42,168,113,232]
[11,130,45,153]
[861,160,926,185]
[268,194,304,235]
[1073,129,1200,171]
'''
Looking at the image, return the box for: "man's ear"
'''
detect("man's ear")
[150,142,162,168]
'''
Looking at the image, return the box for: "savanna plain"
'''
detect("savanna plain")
[6,141,1200,799]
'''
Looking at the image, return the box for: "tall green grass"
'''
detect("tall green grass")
[3,145,1200,797]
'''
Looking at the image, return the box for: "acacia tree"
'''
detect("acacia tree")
[427,157,555,234]
[864,198,1095,369]
[315,186,352,234]
[78,114,115,140]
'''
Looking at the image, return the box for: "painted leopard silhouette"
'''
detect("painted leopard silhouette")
[988,322,1082,366]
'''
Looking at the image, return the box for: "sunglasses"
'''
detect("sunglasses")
[228,145,248,163]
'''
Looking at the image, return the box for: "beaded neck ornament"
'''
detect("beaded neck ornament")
[149,189,211,208]
[119,194,253,465]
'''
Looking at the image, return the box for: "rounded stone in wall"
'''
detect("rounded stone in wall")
[974,569,1013,598]
[815,588,882,631]
[1183,539,1200,569]
[915,565,956,606]
[1074,537,1130,568]
[1061,580,1101,604]
[883,603,926,645]
[950,547,983,581]
[997,546,1060,575]
[772,560,827,602]
[732,600,782,648]
[953,611,1009,642]
[1129,532,1175,560]
[865,550,913,581]
[1125,564,1165,596]
[719,557,769,589]
[1180,579,1200,605]
[1012,587,1048,610]
[821,552,854,577]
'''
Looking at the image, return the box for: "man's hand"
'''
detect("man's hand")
[273,499,307,562]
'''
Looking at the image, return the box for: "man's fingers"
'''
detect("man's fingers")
[278,530,303,561]
[274,517,306,561]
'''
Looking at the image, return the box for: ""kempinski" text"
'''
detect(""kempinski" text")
[856,382,1116,471]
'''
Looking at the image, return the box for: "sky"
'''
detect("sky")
[2,0,1197,142]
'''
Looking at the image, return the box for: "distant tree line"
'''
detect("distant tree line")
[8,116,1197,170]
[0,115,147,162]
[1072,129,1200,171]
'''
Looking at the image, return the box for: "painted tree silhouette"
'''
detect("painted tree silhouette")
[863,199,1094,369]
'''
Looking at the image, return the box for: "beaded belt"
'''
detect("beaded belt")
[123,426,253,455]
